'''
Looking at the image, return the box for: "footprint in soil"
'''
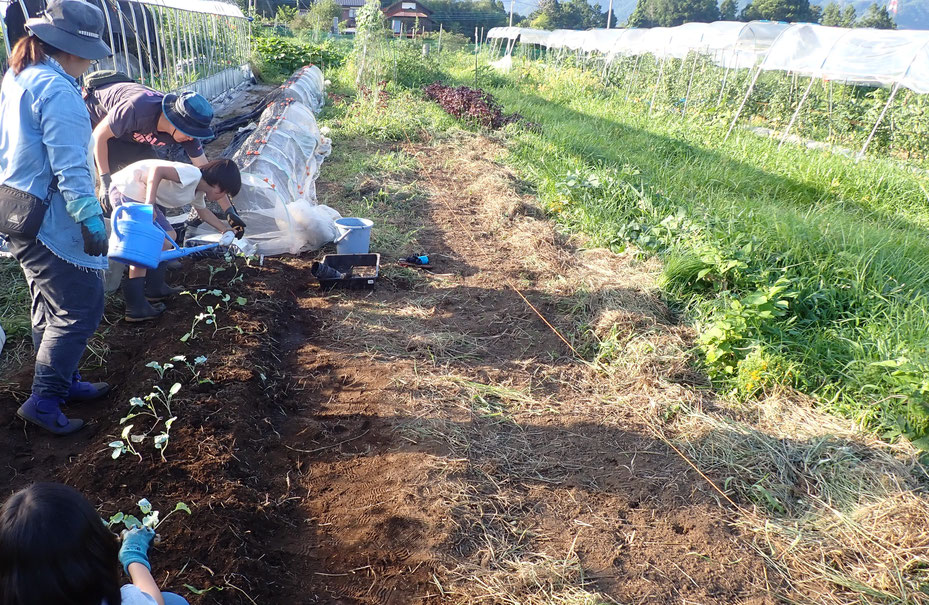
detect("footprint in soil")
[379,515,427,544]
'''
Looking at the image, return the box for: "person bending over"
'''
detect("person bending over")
[110,158,242,322]
[85,80,244,233]
[0,482,190,605]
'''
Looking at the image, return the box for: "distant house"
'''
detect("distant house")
[336,0,364,32]
[383,0,433,36]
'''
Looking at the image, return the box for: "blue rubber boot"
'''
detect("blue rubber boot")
[67,372,111,403]
[16,394,84,435]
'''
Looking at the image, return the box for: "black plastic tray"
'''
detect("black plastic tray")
[317,253,380,289]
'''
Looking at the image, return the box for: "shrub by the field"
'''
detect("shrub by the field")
[252,36,345,82]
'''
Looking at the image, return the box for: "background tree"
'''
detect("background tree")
[292,0,342,31]
[627,0,719,27]
[626,0,654,25]
[561,0,608,28]
[275,4,298,21]
[528,0,562,28]
[353,0,386,86]
[841,4,857,25]
[819,0,841,24]
[419,0,507,38]
[857,3,896,28]
[740,0,815,21]
[719,0,738,19]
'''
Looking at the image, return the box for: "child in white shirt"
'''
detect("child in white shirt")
[110,158,244,322]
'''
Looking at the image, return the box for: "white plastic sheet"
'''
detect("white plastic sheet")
[226,66,337,256]
[516,21,929,94]
[519,28,551,46]
[487,26,521,40]
[760,24,846,75]
[820,28,929,92]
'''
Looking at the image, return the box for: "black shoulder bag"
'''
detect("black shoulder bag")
[0,178,58,238]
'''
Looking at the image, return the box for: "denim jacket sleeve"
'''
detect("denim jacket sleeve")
[37,84,100,222]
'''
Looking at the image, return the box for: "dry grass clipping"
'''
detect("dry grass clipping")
[666,399,929,604]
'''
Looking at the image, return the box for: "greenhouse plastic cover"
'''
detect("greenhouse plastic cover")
[203,65,338,256]
[130,0,246,18]
[762,25,929,93]
[503,20,929,93]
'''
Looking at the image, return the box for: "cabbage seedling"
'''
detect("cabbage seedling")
[106,499,192,534]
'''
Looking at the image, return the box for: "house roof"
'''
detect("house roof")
[388,9,430,17]
[335,0,364,7]
[383,0,433,15]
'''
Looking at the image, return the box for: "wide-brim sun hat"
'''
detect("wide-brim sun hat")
[162,91,215,139]
[25,0,111,61]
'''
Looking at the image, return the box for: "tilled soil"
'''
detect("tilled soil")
[0,124,779,603]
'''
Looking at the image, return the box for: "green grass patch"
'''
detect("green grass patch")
[436,59,929,446]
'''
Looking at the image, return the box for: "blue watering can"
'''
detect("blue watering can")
[108,203,224,270]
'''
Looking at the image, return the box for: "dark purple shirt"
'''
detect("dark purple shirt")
[85,82,203,158]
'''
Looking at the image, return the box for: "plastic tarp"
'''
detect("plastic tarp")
[578,29,625,54]
[760,24,847,76]
[220,66,337,256]
[765,26,929,93]
[657,22,712,59]
[487,26,521,40]
[517,21,929,94]
[714,21,790,68]
[519,28,551,45]
[610,29,650,57]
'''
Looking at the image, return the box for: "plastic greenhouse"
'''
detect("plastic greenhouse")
[487,20,929,158]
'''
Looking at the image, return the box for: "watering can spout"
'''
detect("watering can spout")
[161,244,219,262]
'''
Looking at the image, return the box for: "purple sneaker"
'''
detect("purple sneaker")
[67,372,111,402]
[17,394,84,435]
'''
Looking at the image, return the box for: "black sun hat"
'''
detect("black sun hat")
[25,0,111,61]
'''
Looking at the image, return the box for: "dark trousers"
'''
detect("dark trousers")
[7,236,104,399]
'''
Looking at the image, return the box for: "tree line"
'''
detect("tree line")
[254,0,896,36]
[630,0,896,29]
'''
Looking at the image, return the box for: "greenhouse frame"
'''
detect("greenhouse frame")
[0,0,251,101]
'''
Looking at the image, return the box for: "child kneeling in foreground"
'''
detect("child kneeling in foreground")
[110,158,244,322]
[0,482,189,605]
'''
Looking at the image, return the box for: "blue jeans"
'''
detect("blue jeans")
[6,236,104,399]
[163,592,190,605]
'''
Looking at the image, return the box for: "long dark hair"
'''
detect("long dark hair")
[10,35,62,75]
[0,483,121,605]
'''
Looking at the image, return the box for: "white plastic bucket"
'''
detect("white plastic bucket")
[333,217,373,254]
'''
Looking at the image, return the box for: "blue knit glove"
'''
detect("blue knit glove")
[79,215,108,257]
[119,527,155,574]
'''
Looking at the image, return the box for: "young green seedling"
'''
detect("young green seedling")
[206,264,224,286]
[145,360,174,380]
[109,383,181,462]
[106,499,192,538]
[169,354,212,384]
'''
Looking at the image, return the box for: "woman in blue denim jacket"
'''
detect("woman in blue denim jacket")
[0,1,113,434]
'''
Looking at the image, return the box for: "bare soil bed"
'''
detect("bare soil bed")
[0,123,792,602]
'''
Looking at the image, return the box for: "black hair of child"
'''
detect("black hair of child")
[200,158,242,197]
[0,482,121,605]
